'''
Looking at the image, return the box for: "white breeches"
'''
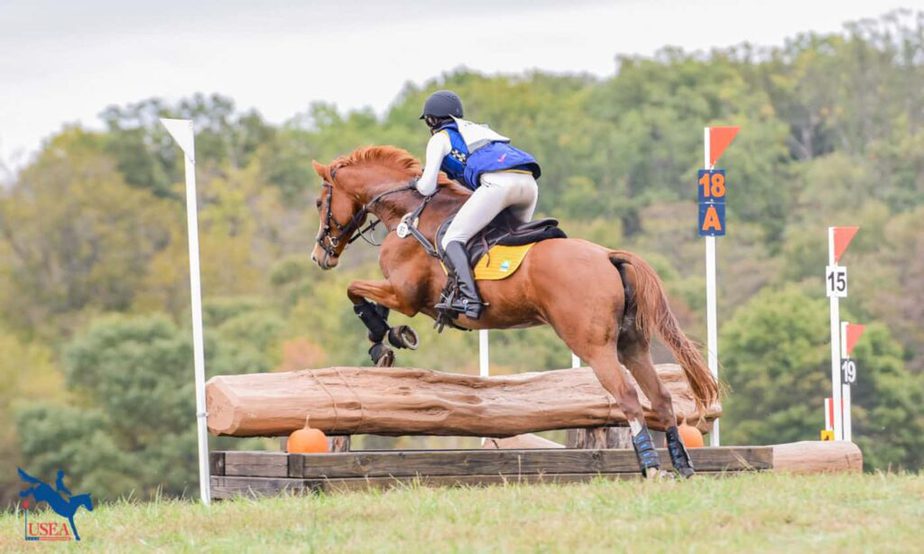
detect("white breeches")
[440,171,539,249]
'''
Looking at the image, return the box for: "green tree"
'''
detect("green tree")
[17,315,196,499]
[721,286,924,470]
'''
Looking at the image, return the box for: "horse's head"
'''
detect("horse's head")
[310,160,366,269]
[72,493,94,512]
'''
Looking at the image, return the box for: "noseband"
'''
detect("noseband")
[316,175,418,260]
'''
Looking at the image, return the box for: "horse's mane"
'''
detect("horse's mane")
[326,145,457,189]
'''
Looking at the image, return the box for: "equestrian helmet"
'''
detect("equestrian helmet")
[419,90,464,119]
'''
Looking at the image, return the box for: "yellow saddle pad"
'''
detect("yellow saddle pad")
[473,243,534,281]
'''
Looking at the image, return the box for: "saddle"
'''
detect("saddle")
[435,209,567,267]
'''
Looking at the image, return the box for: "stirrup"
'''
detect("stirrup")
[435,297,484,319]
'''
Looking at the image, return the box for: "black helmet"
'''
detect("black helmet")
[419,90,464,119]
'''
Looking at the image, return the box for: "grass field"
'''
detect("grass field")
[1,472,922,553]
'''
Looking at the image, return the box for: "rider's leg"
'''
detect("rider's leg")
[439,172,531,319]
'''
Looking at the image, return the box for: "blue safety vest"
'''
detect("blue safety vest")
[435,122,541,190]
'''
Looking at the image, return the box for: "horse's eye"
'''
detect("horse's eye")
[316,198,322,210]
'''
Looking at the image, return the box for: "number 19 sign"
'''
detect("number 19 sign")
[698,169,726,237]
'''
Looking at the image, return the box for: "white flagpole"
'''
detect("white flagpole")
[479,329,489,445]
[704,127,720,447]
[827,227,843,441]
[841,321,852,442]
[161,118,210,504]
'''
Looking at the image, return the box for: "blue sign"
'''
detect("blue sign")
[698,169,727,237]
[698,203,726,237]
[697,169,726,203]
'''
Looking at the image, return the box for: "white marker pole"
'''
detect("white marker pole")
[479,329,489,445]
[827,227,843,441]
[704,128,720,447]
[479,330,490,378]
[161,118,210,504]
[840,321,851,442]
[571,352,581,369]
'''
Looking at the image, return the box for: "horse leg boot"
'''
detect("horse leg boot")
[630,419,662,479]
[437,241,485,319]
[665,426,695,479]
[353,300,394,366]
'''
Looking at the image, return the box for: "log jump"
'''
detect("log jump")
[206,363,721,438]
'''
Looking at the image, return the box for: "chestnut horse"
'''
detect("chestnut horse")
[310,146,718,477]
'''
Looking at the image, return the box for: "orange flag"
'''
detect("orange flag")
[709,126,740,167]
[844,323,866,357]
[833,226,859,263]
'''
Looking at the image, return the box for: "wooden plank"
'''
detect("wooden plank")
[209,451,225,477]
[215,447,771,479]
[212,470,748,498]
[690,446,772,471]
[211,476,305,500]
[223,451,288,478]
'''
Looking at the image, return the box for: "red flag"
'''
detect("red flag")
[834,226,859,262]
[709,126,740,167]
[844,323,866,357]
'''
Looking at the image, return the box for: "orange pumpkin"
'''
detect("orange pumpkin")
[286,417,329,454]
[678,420,705,448]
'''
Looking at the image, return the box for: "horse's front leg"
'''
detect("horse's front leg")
[347,279,420,366]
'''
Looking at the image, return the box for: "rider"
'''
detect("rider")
[415,90,541,319]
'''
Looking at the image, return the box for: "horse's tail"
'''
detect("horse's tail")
[609,250,719,408]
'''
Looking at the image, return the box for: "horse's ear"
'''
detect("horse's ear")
[311,161,329,180]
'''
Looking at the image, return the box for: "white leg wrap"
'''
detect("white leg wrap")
[629,419,643,436]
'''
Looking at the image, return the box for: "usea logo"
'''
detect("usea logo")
[17,468,93,541]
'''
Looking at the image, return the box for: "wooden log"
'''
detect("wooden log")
[772,441,862,474]
[567,427,632,449]
[483,434,565,449]
[207,364,721,437]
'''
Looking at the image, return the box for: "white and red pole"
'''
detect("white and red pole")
[827,227,844,440]
[825,226,858,441]
[703,129,719,446]
[701,126,738,446]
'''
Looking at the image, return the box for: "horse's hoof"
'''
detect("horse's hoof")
[369,343,395,367]
[676,466,695,479]
[387,325,419,350]
[643,466,661,480]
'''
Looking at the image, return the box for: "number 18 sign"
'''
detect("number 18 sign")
[698,169,726,237]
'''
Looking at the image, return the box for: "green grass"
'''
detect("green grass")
[2,472,922,553]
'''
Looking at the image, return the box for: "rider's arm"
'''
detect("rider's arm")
[416,131,451,196]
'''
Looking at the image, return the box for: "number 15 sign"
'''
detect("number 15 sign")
[826,265,848,298]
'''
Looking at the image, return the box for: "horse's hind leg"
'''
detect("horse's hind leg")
[619,334,695,478]
[580,346,662,479]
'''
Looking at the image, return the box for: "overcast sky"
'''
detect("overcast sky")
[1,0,919,176]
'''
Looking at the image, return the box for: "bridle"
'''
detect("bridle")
[315,173,419,260]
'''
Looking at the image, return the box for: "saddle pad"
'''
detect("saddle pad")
[473,243,534,281]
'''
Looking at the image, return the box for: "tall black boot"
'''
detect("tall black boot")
[438,241,485,319]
